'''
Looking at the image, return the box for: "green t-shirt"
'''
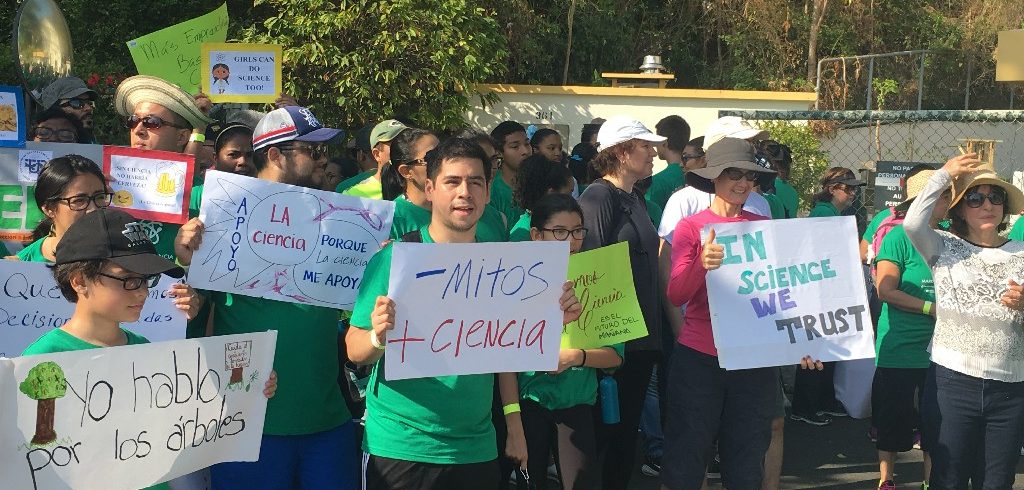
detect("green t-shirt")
[336,170,374,193]
[764,193,786,220]
[774,178,799,218]
[518,343,625,410]
[342,175,382,200]
[189,183,204,218]
[22,328,167,490]
[479,205,510,243]
[862,207,893,242]
[209,293,350,435]
[646,196,664,228]
[490,171,523,232]
[509,212,532,242]
[139,220,180,262]
[809,201,840,217]
[1009,217,1024,241]
[873,225,936,368]
[350,227,496,464]
[389,196,508,243]
[646,164,685,210]
[16,237,48,262]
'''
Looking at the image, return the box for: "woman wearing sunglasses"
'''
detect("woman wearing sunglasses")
[809,167,865,218]
[904,153,1024,489]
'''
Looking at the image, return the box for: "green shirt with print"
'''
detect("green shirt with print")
[518,343,625,410]
[390,196,508,243]
[809,201,840,217]
[343,175,382,200]
[22,328,167,490]
[873,225,936,368]
[490,171,523,232]
[509,212,532,242]
[350,227,496,464]
[646,164,685,210]
[16,237,47,262]
[209,292,350,435]
[336,169,374,193]
[774,178,799,218]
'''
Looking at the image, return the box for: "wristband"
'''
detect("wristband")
[189,132,206,143]
[369,331,386,350]
[578,349,587,367]
[502,403,521,415]
[922,301,933,316]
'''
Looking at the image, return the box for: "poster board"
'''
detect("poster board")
[104,147,195,225]
[562,242,648,349]
[201,43,283,103]
[0,85,27,148]
[126,3,229,93]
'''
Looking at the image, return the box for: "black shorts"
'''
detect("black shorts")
[871,366,927,452]
[362,453,499,490]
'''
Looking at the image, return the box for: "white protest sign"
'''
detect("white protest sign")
[385,241,569,380]
[705,216,875,370]
[191,171,395,308]
[0,260,186,357]
[0,331,276,490]
[104,147,195,225]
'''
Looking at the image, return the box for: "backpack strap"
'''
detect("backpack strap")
[399,230,423,243]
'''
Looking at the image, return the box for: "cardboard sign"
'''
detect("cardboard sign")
[191,171,395,308]
[201,43,283,103]
[104,147,195,225]
[0,260,186,358]
[872,161,938,211]
[126,3,229,93]
[562,242,648,349]
[385,241,570,380]
[705,217,875,370]
[0,85,27,148]
[0,331,276,490]
[0,143,105,248]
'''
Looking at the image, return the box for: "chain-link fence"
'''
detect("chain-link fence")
[720,110,1024,231]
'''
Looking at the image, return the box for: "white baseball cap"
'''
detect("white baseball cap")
[703,116,768,148]
[596,116,666,150]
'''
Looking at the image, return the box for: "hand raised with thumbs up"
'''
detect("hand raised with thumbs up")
[700,228,725,271]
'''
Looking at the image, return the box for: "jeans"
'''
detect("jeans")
[640,367,664,459]
[923,363,1024,490]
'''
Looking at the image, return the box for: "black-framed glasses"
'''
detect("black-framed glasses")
[278,144,328,160]
[722,168,760,182]
[964,189,1007,208]
[33,126,77,142]
[60,98,95,110]
[49,192,113,211]
[97,272,161,291]
[125,115,187,130]
[540,227,588,240]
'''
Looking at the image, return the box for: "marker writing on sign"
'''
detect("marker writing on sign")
[774,305,868,344]
[388,317,547,363]
[423,258,549,301]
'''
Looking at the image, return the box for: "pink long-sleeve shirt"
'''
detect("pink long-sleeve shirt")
[668,208,768,356]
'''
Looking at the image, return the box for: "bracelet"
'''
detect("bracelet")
[189,132,206,143]
[578,349,587,367]
[922,301,933,316]
[369,331,386,350]
[502,403,521,415]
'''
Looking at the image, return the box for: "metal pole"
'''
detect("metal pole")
[917,53,926,110]
[815,58,825,110]
[866,58,875,111]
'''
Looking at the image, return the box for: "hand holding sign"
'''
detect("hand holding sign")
[559,281,582,325]
[701,228,725,271]
[372,296,397,343]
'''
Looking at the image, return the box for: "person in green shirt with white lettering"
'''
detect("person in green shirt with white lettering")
[489,121,533,231]
[176,106,358,490]
[647,115,691,210]
[346,138,581,490]
[509,155,575,241]
[872,168,950,490]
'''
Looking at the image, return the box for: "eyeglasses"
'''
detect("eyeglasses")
[34,127,77,142]
[60,98,94,110]
[834,184,858,195]
[540,227,588,240]
[964,189,1007,208]
[49,192,113,211]
[278,145,328,160]
[125,115,188,130]
[490,154,504,167]
[681,152,705,161]
[722,168,760,182]
[401,158,427,167]
[97,272,161,291]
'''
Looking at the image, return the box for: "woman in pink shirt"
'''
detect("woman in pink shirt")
[661,137,821,490]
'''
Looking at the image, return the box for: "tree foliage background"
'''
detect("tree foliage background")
[0,0,1022,142]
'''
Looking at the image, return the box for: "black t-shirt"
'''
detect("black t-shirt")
[578,178,664,352]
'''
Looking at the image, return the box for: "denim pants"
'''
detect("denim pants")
[922,363,1024,490]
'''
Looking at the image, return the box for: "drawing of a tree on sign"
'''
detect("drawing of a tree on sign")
[19,362,67,446]
[225,341,253,388]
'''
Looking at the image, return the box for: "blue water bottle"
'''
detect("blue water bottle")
[600,376,620,424]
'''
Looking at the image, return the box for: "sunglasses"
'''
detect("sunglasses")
[835,184,858,195]
[681,152,705,161]
[964,189,1006,208]
[34,127,77,142]
[722,168,760,182]
[60,98,94,110]
[97,272,161,291]
[125,115,188,130]
[278,145,328,160]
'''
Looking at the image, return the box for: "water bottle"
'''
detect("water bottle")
[600,376,620,424]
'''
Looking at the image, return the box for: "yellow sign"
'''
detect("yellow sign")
[201,43,283,103]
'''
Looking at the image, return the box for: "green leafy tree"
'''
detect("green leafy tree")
[757,120,830,213]
[19,361,68,446]
[240,0,508,131]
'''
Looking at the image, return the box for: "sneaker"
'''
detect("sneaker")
[913,430,922,450]
[921,482,929,490]
[818,403,849,418]
[641,457,661,477]
[791,412,832,426]
[868,426,878,443]
[878,480,896,490]
[706,454,721,479]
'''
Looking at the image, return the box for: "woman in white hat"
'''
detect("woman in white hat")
[871,165,952,490]
[904,153,1024,489]
[577,115,666,489]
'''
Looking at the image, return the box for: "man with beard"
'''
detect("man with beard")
[39,77,98,143]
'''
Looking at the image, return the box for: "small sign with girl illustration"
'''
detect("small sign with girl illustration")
[201,43,283,103]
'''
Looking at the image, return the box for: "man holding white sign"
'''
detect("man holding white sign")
[347,138,581,490]
[175,106,359,489]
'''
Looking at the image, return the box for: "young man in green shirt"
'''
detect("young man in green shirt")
[647,115,691,210]
[175,106,358,489]
[346,137,580,490]
[343,119,409,199]
[489,121,532,230]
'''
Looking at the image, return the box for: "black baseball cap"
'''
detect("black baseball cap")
[54,209,185,278]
